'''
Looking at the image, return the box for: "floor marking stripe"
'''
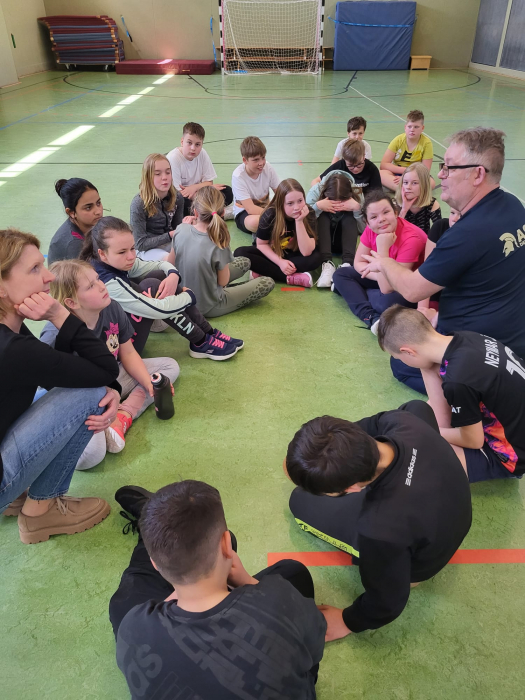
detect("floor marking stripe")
[281,287,306,291]
[268,549,525,567]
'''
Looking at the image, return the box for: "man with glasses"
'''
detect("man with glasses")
[311,139,382,193]
[363,127,525,393]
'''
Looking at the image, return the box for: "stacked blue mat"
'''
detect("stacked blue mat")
[38,15,125,66]
[333,1,416,71]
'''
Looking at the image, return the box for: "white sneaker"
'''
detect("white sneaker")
[338,262,352,268]
[151,320,168,333]
[223,203,234,220]
[370,318,380,336]
[317,261,336,288]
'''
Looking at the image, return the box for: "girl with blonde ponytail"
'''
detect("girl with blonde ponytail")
[172,186,274,317]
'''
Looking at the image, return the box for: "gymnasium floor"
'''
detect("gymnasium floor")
[1,67,525,699]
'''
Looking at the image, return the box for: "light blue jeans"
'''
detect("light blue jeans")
[0,386,106,513]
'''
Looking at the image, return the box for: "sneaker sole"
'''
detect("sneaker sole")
[188,347,238,361]
[105,427,126,453]
[114,486,154,514]
[19,502,111,545]
[316,279,333,288]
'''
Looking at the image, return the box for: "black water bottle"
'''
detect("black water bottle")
[151,373,174,420]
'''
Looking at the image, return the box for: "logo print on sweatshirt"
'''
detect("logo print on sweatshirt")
[500,228,525,257]
[405,448,417,486]
[105,321,120,358]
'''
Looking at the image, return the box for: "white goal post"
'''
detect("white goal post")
[219,0,325,74]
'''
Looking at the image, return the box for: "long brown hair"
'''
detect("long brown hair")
[80,216,132,262]
[320,173,360,203]
[192,186,230,249]
[139,153,177,217]
[267,179,316,258]
[0,228,40,320]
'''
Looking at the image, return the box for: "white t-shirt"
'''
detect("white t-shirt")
[231,162,281,217]
[166,147,217,190]
[334,138,372,161]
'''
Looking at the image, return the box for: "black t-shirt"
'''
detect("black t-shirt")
[256,207,317,257]
[427,217,450,244]
[418,188,525,357]
[116,574,326,700]
[440,331,525,475]
[342,408,472,633]
[320,159,382,193]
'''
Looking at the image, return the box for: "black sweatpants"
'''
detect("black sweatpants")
[183,185,234,217]
[109,534,316,638]
[233,245,323,283]
[289,400,439,559]
[128,270,214,350]
[317,212,359,265]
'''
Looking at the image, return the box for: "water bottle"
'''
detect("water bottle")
[151,373,174,420]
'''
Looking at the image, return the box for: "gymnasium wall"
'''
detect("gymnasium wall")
[0,0,53,77]
[25,0,479,71]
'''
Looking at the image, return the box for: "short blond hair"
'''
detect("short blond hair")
[395,163,433,209]
[49,259,94,312]
[449,127,505,183]
[0,228,40,320]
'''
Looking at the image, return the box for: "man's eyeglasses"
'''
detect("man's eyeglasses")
[439,163,489,178]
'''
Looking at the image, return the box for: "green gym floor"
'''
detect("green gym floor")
[1,67,525,699]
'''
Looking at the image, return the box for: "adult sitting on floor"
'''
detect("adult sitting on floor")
[361,127,525,393]
[285,400,472,640]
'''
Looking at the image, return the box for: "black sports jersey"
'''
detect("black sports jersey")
[440,331,525,475]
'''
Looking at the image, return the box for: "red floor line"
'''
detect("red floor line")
[281,287,306,291]
[267,549,525,567]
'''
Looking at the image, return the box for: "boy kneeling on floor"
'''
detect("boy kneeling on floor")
[109,480,327,700]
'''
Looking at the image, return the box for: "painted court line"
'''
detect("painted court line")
[281,287,306,291]
[348,82,525,204]
[268,549,525,567]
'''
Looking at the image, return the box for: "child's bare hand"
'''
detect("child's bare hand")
[376,232,396,256]
[279,259,296,275]
[157,274,180,299]
[316,198,338,214]
[295,204,310,221]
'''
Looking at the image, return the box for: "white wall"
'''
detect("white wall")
[0,0,53,76]
[0,2,18,86]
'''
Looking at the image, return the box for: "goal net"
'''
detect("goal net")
[219,0,324,74]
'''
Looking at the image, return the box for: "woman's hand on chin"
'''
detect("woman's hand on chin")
[15,292,69,326]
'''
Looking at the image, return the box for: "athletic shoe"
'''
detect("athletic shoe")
[249,271,261,280]
[18,496,110,544]
[105,413,133,454]
[151,320,168,333]
[316,261,336,288]
[189,334,238,360]
[114,485,153,521]
[213,328,244,349]
[331,262,352,292]
[3,491,28,517]
[286,272,313,288]
[223,203,234,220]
[370,317,381,336]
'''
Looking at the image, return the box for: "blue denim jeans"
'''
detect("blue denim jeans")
[0,386,106,512]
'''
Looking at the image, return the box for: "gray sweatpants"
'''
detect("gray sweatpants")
[205,256,275,318]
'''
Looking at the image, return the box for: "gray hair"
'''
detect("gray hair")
[448,127,505,183]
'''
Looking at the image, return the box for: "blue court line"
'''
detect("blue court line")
[0,90,95,131]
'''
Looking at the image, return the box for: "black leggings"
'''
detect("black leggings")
[289,400,439,560]
[128,270,214,351]
[233,245,323,283]
[183,185,234,217]
[317,212,359,265]
[109,533,316,637]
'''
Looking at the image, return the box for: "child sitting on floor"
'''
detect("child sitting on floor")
[80,216,242,361]
[41,260,179,468]
[172,186,274,317]
[109,480,327,699]
[48,178,103,266]
[130,153,184,261]
[307,171,364,288]
[331,115,372,164]
[332,190,427,333]
[234,178,321,288]
[312,138,382,194]
[232,136,281,235]
[395,163,441,234]
[380,110,434,191]
[167,121,234,219]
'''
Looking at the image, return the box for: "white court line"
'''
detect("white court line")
[348,83,525,204]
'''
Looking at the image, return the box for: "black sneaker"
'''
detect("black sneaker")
[189,334,238,360]
[212,328,244,349]
[114,485,153,521]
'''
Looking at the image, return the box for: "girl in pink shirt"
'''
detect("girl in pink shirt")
[332,190,427,334]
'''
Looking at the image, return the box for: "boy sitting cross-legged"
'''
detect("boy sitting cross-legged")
[331,115,372,165]
[378,305,525,483]
[167,121,234,218]
[232,136,281,235]
[380,110,434,191]
[110,480,326,700]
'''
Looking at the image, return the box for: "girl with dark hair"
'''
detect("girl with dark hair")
[234,178,322,288]
[80,216,242,360]
[306,171,364,288]
[48,178,102,265]
[332,191,427,334]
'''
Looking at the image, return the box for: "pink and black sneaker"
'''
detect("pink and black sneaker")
[189,334,238,360]
[212,328,244,349]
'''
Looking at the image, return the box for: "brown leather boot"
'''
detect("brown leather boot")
[18,496,110,544]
